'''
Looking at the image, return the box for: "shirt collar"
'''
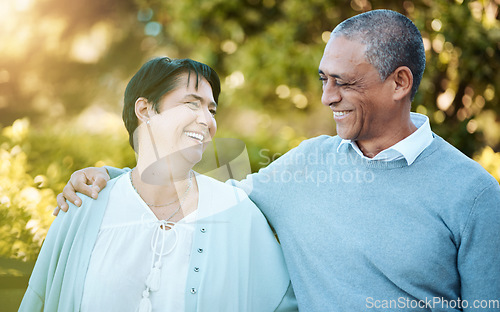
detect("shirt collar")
[337,113,434,165]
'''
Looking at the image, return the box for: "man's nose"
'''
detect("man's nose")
[321,81,341,106]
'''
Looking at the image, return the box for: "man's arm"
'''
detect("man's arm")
[458,181,500,310]
[54,166,128,215]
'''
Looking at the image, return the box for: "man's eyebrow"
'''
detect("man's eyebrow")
[318,69,341,79]
[184,93,217,107]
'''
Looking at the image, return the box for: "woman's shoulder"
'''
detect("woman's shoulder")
[197,173,249,200]
[196,173,265,219]
[58,176,120,221]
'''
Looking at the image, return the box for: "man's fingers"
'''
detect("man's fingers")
[90,176,109,199]
[69,171,95,199]
[55,193,68,213]
[62,183,83,206]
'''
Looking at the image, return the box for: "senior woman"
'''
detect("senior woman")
[20,57,296,312]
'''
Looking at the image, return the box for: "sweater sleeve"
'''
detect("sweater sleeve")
[458,181,500,310]
[231,136,333,222]
[229,139,313,220]
[229,159,286,223]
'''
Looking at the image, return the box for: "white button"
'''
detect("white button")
[194,267,200,272]
[200,228,206,233]
[197,248,203,253]
[191,288,197,294]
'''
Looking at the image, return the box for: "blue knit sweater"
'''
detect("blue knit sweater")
[234,134,500,312]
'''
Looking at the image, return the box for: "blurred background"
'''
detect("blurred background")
[0,0,499,309]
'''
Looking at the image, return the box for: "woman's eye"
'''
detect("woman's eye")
[186,101,199,108]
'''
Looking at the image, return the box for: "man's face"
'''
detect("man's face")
[319,35,395,144]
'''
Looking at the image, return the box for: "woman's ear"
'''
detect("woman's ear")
[135,97,152,124]
[392,66,413,101]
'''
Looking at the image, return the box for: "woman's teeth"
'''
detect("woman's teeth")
[185,131,204,142]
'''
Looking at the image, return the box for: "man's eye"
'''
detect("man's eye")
[209,109,217,116]
[319,76,347,87]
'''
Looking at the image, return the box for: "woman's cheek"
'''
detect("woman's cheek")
[211,118,217,136]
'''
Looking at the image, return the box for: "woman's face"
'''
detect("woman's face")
[141,73,217,171]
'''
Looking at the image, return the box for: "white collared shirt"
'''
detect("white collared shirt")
[337,112,434,165]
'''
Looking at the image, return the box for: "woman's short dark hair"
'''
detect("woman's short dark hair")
[123,57,221,149]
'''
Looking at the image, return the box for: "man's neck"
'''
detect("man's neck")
[357,120,418,158]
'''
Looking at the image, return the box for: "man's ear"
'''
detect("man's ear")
[135,97,152,124]
[392,66,413,101]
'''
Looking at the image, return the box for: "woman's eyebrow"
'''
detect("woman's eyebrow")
[184,94,217,107]
[183,94,203,101]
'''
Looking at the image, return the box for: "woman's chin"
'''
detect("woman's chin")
[180,147,204,167]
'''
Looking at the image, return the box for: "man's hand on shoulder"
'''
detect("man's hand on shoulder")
[54,167,110,216]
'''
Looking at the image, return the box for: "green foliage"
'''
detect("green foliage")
[0,118,135,261]
[0,119,54,261]
[474,146,500,181]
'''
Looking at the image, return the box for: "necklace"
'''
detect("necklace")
[129,170,193,209]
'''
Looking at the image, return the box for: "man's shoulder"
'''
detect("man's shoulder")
[298,134,341,148]
[257,135,343,173]
[428,136,498,188]
[432,136,485,170]
[284,134,341,157]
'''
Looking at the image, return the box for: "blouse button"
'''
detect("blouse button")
[194,267,200,272]
[200,228,207,233]
[197,248,203,253]
[191,288,197,294]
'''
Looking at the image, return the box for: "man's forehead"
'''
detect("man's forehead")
[321,38,367,66]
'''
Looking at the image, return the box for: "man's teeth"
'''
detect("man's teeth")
[185,132,204,141]
[333,111,351,117]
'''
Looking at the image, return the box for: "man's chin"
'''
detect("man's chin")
[336,129,352,141]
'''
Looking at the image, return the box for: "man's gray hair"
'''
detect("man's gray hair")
[332,10,426,101]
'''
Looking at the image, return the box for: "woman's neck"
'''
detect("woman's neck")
[131,166,193,208]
